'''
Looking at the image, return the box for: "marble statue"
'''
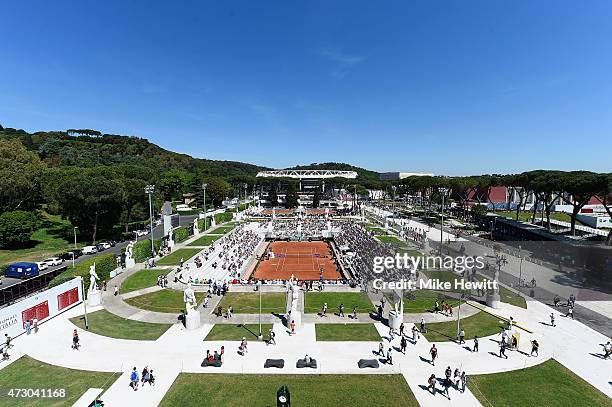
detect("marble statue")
[183,283,197,313]
[125,241,134,261]
[89,263,99,292]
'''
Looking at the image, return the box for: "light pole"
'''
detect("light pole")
[202,183,207,230]
[258,280,263,339]
[145,185,155,258]
[438,187,449,255]
[73,227,78,267]
[244,183,248,211]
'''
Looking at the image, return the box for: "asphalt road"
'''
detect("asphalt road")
[0,214,198,290]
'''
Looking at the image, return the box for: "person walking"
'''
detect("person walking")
[458,328,465,344]
[399,322,405,337]
[550,313,556,327]
[430,344,438,366]
[72,329,80,350]
[388,327,395,342]
[352,306,357,320]
[379,341,385,356]
[499,340,508,359]
[530,339,539,357]
[114,285,118,296]
[566,306,574,320]
[25,320,31,335]
[603,341,611,359]
[203,296,209,308]
[386,347,393,365]
[428,374,437,395]
[130,367,139,391]
[268,328,276,345]
[322,303,328,317]
[473,336,479,352]
[290,320,295,335]
[460,372,467,393]
[420,317,426,333]
[339,303,345,317]
[412,325,420,342]
[400,336,407,354]
[33,318,38,334]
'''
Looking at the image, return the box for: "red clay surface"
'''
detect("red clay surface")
[262,209,294,215]
[254,241,341,281]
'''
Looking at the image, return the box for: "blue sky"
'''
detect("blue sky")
[1,1,611,175]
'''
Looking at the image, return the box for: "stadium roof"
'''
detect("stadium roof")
[256,169,358,179]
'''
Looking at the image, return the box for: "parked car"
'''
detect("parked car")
[4,262,39,279]
[82,246,98,255]
[60,249,83,261]
[134,230,148,237]
[43,257,63,267]
[96,243,107,252]
[36,261,49,271]
[106,240,116,247]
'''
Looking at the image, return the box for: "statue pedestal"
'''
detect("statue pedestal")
[185,310,201,330]
[125,258,136,269]
[388,310,402,330]
[168,240,175,250]
[87,290,102,306]
[486,292,501,309]
[285,310,302,331]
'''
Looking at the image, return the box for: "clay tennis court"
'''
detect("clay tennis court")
[254,241,342,281]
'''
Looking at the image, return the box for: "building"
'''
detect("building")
[379,172,434,181]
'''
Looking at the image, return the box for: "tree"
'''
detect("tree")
[312,188,320,208]
[53,168,123,243]
[561,171,601,235]
[0,210,40,248]
[268,184,279,207]
[471,204,488,219]
[206,178,231,207]
[284,182,299,208]
[0,138,45,212]
[594,173,612,245]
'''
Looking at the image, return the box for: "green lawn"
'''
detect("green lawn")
[161,374,418,407]
[120,268,170,294]
[0,213,74,269]
[0,356,120,407]
[216,292,286,314]
[315,323,381,341]
[494,210,572,223]
[396,248,424,258]
[423,310,506,342]
[402,290,460,313]
[473,275,527,309]
[156,248,201,266]
[204,324,273,341]
[375,235,406,247]
[188,234,222,246]
[469,359,610,407]
[366,226,387,234]
[69,309,171,340]
[304,292,373,314]
[125,289,205,313]
[208,225,235,235]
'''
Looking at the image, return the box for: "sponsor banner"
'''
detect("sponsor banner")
[0,278,83,338]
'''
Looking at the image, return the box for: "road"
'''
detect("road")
[0,214,198,290]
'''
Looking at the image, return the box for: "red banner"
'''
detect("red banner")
[22,301,49,328]
[57,287,79,311]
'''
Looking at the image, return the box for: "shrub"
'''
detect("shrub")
[174,226,189,243]
[49,252,116,289]
[0,210,40,248]
[133,239,161,263]
[214,211,233,224]
[197,218,210,232]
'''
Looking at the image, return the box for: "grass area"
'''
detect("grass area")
[216,292,286,314]
[472,275,528,309]
[375,235,406,247]
[366,225,387,234]
[204,323,273,341]
[160,373,418,407]
[0,356,120,407]
[156,248,201,266]
[402,290,460,313]
[188,234,222,246]
[396,248,424,258]
[120,268,170,294]
[315,323,381,341]
[0,213,74,269]
[494,210,572,223]
[304,292,373,314]
[469,359,610,407]
[208,225,235,235]
[70,309,171,340]
[423,309,505,342]
[125,289,205,313]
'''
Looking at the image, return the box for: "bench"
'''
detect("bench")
[358,359,379,368]
[296,358,317,368]
[201,359,223,367]
[264,359,284,368]
[72,388,104,407]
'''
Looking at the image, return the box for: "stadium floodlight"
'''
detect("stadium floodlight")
[145,185,155,257]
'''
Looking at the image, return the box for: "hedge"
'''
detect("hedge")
[197,218,210,233]
[174,226,189,243]
[214,212,233,224]
[133,239,161,263]
[48,252,116,290]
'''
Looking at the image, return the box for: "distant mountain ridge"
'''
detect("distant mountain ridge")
[0,125,380,182]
